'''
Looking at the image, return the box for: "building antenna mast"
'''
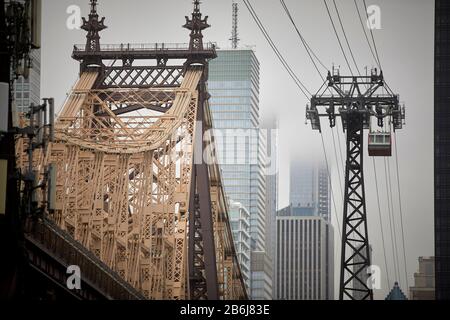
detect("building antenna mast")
[230,1,240,49]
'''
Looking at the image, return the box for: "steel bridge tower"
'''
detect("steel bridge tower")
[306,69,405,300]
[13,0,247,300]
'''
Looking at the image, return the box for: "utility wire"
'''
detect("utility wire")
[278,0,342,243]
[281,0,347,208]
[372,157,391,288]
[361,0,408,288]
[336,121,346,170]
[387,158,403,287]
[321,132,342,239]
[331,127,344,201]
[354,0,408,290]
[394,132,409,290]
[279,0,347,210]
[243,0,311,99]
[353,0,379,69]
[384,157,400,283]
[323,0,354,75]
[245,0,342,243]
[363,0,382,69]
[280,0,335,97]
[280,0,328,79]
[244,0,342,229]
[332,0,362,76]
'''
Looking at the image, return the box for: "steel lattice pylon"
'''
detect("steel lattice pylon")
[14,0,247,300]
[306,69,405,300]
[341,111,372,300]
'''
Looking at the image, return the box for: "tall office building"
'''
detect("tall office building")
[290,159,330,222]
[209,49,270,298]
[275,213,334,300]
[263,117,279,297]
[13,49,41,113]
[274,158,334,299]
[410,256,435,300]
[229,201,251,292]
[435,0,450,300]
[251,251,273,300]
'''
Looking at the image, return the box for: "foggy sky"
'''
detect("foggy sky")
[40,0,434,299]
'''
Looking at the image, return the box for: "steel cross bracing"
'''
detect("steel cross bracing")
[306,69,405,300]
[14,0,247,300]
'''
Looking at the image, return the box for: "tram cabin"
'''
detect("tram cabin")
[368,132,392,157]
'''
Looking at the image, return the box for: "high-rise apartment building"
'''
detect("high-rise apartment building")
[435,0,450,300]
[209,49,270,298]
[275,214,334,300]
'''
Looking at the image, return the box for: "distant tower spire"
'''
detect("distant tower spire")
[81,0,107,52]
[230,1,240,49]
[183,0,210,51]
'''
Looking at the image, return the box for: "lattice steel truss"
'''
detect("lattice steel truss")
[15,0,247,300]
[306,69,405,300]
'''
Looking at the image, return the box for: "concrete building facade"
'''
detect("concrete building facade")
[275,214,334,300]
[410,256,435,300]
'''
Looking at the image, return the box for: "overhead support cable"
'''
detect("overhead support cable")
[323,0,354,75]
[243,0,311,99]
[353,0,379,69]
[331,127,344,201]
[332,0,362,76]
[354,0,407,290]
[387,157,403,287]
[245,0,343,243]
[384,157,400,283]
[372,158,392,289]
[363,0,383,70]
[320,132,342,240]
[280,0,328,79]
[393,133,409,291]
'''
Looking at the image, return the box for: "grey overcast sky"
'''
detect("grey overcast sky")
[40,0,434,299]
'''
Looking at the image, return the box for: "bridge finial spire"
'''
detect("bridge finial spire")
[90,0,98,14]
[81,0,107,53]
[193,0,201,13]
[183,0,210,51]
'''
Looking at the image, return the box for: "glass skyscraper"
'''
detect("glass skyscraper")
[229,201,251,292]
[274,158,334,299]
[263,117,279,296]
[208,49,271,299]
[289,159,330,222]
[435,0,450,300]
[13,49,41,113]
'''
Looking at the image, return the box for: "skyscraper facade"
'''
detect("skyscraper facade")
[229,201,251,292]
[251,250,273,300]
[13,49,41,113]
[263,118,278,297]
[435,0,450,300]
[289,160,330,222]
[275,214,334,300]
[410,257,435,300]
[209,49,270,298]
